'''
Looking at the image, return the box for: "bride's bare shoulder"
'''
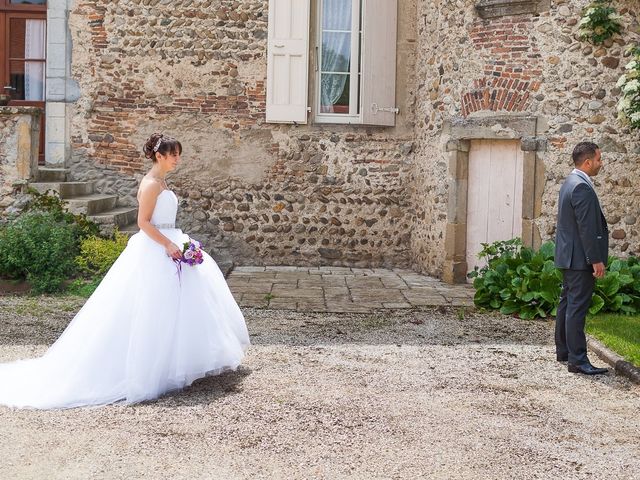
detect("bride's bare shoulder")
[137,176,163,201]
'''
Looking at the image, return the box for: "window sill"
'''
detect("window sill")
[313,114,363,125]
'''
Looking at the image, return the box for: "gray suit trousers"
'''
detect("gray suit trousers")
[555,269,595,365]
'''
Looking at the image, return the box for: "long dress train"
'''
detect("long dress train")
[0,189,249,409]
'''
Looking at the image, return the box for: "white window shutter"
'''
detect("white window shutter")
[360,0,398,126]
[266,0,310,124]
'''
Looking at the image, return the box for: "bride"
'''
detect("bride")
[0,133,250,409]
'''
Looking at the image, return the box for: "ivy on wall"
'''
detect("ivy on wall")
[578,0,623,45]
[579,1,639,131]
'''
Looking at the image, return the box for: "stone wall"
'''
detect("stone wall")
[0,107,41,217]
[63,0,640,276]
[412,0,640,277]
[66,0,418,267]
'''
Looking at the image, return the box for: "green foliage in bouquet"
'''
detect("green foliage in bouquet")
[469,239,562,319]
[578,0,623,45]
[0,212,80,293]
[75,231,129,276]
[616,45,640,130]
[470,239,640,319]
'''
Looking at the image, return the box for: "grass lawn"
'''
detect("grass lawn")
[586,313,640,367]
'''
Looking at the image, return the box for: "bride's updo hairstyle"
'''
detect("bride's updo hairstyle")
[143,133,183,162]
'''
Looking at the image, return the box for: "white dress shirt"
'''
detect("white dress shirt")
[571,168,594,188]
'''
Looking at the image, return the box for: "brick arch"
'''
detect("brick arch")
[462,77,540,116]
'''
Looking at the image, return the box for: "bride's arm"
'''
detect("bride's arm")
[137,182,182,260]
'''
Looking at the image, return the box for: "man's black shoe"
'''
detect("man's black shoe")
[568,363,608,375]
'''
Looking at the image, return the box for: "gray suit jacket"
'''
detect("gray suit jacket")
[555,172,609,270]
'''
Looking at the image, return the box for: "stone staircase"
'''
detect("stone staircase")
[32,167,139,236]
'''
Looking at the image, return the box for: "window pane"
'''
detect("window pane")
[321,32,351,73]
[10,18,46,60]
[10,1,47,4]
[322,0,351,31]
[9,19,25,58]
[9,60,45,101]
[320,73,350,114]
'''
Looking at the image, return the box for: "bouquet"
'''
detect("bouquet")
[174,239,204,281]
[178,239,204,266]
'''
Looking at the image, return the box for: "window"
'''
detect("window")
[1,0,47,102]
[8,17,46,101]
[266,0,398,127]
[316,0,361,122]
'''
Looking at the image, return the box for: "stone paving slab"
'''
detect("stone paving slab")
[229,266,474,312]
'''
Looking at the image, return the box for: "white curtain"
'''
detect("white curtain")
[320,0,352,113]
[24,19,46,101]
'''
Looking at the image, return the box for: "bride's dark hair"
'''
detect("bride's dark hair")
[143,133,182,162]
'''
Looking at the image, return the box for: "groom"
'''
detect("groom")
[554,142,609,375]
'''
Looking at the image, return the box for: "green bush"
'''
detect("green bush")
[26,188,99,240]
[0,212,81,293]
[469,239,562,319]
[470,239,640,319]
[0,190,104,294]
[591,256,640,315]
[75,231,128,276]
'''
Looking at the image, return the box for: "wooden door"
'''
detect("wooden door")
[466,139,524,275]
[0,1,47,164]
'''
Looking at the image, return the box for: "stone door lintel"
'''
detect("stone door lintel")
[475,0,551,20]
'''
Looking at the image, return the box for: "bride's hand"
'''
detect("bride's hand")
[165,242,182,260]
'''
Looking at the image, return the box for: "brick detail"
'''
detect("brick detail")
[463,17,542,116]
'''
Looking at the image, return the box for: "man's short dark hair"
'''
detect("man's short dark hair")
[572,142,600,166]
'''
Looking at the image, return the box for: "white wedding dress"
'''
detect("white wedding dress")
[0,190,250,409]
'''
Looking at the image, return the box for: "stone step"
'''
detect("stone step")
[30,181,94,198]
[88,206,138,228]
[37,167,69,182]
[65,194,118,216]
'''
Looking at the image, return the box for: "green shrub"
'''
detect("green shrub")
[470,239,640,319]
[0,212,81,293]
[591,256,640,315]
[469,239,562,319]
[75,231,128,276]
[26,188,99,240]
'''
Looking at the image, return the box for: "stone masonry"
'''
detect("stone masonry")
[0,107,41,215]
[411,0,640,277]
[1,0,639,280]
[65,0,418,268]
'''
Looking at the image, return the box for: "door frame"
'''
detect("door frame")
[441,114,547,283]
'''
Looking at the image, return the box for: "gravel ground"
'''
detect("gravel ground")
[0,296,638,480]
